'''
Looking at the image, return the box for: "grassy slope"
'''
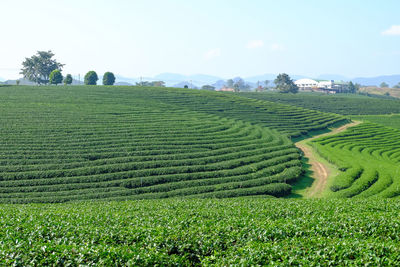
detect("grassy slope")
[240,91,400,115]
[0,86,346,202]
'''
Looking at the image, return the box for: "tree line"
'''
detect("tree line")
[20,51,116,86]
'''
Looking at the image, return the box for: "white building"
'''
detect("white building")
[295,78,347,93]
[294,78,319,90]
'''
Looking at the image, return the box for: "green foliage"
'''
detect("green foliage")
[380,82,389,88]
[313,122,400,198]
[84,71,98,85]
[240,92,400,115]
[0,85,346,203]
[348,81,358,93]
[49,69,63,85]
[102,72,116,86]
[136,81,165,87]
[1,199,400,265]
[64,74,73,85]
[20,50,64,84]
[201,85,215,90]
[274,73,299,93]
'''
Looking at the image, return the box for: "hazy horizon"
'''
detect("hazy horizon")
[1,0,400,80]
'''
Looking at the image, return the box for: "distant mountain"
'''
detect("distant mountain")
[155,73,223,87]
[352,75,400,87]
[212,80,227,89]
[4,78,35,85]
[115,81,133,86]
[317,74,349,81]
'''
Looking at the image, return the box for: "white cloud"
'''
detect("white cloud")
[382,25,400,36]
[270,43,285,51]
[204,48,221,60]
[246,40,264,49]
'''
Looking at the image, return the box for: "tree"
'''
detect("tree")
[20,51,64,84]
[64,74,73,85]
[274,73,298,93]
[103,72,116,85]
[348,81,357,93]
[393,82,400,89]
[152,81,165,87]
[226,79,234,88]
[380,82,389,88]
[264,80,270,88]
[184,85,189,88]
[201,85,215,91]
[84,71,98,85]
[49,70,63,85]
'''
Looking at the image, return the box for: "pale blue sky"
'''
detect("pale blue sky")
[1,0,399,79]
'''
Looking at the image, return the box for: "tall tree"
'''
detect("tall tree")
[274,73,298,93]
[64,74,73,85]
[348,81,357,93]
[264,80,270,88]
[84,71,98,85]
[226,79,234,88]
[49,70,63,85]
[380,82,389,88]
[20,51,64,84]
[103,72,116,85]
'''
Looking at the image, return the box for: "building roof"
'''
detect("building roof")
[295,78,318,84]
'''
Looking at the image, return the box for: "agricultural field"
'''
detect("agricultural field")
[0,86,346,203]
[351,114,400,129]
[1,198,400,266]
[312,122,400,198]
[2,85,400,264]
[240,92,400,115]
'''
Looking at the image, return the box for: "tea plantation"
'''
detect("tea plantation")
[312,122,400,198]
[2,86,400,265]
[1,199,400,266]
[0,86,345,203]
[240,92,400,115]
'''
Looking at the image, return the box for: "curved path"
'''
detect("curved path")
[295,121,361,197]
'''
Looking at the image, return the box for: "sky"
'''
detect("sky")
[1,0,400,80]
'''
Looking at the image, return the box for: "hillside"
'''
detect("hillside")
[0,86,345,203]
[240,92,400,115]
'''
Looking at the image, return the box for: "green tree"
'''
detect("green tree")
[226,79,234,88]
[64,74,73,85]
[103,72,116,85]
[264,80,270,89]
[348,81,358,93]
[20,51,64,84]
[84,71,98,85]
[380,82,389,88]
[274,73,298,93]
[184,85,189,88]
[201,85,215,91]
[49,70,63,85]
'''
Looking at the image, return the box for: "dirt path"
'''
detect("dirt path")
[295,121,361,197]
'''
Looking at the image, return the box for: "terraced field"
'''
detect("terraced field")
[0,86,345,203]
[312,122,400,198]
[240,92,400,115]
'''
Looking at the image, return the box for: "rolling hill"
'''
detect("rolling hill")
[0,85,344,203]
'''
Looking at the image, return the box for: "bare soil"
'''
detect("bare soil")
[295,121,361,197]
